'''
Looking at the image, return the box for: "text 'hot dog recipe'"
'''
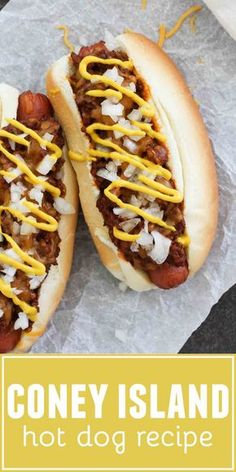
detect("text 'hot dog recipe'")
[47,32,218,291]
[0,85,77,352]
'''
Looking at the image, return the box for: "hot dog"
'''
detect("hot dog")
[0,84,78,352]
[47,33,218,291]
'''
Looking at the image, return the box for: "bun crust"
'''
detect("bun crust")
[0,84,78,352]
[47,33,218,290]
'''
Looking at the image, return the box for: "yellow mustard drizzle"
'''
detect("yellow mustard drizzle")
[74,55,189,245]
[86,89,123,101]
[0,120,62,320]
[158,5,202,48]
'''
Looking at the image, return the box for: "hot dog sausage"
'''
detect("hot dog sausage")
[148,263,189,289]
[17,91,53,122]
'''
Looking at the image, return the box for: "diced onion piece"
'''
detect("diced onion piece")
[148,231,171,264]
[4,166,22,183]
[37,154,55,175]
[106,161,118,173]
[130,242,139,252]
[104,30,119,51]
[101,99,124,121]
[113,118,131,139]
[96,143,110,153]
[126,82,136,92]
[119,217,140,233]
[12,222,20,235]
[4,248,22,262]
[103,66,123,85]
[40,133,54,150]
[20,217,38,235]
[29,186,44,206]
[0,309,3,318]
[124,164,137,178]
[128,108,142,121]
[137,230,153,248]
[114,118,143,141]
[123,137,137,154]
[10,198,30,214]
[3,274,14,284]
[53,197,75,215]
[8,139,16,151]
[14,312,29,331]
[130,194,142,208]
[144,202,164,219]
[10,182,26,203]
[2,265,17,278]
[11,288,23,295]
[113,207,136,218]
[29,274,46,290]
[97,168,118,182]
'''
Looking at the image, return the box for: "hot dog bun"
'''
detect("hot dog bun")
[0,84,78,352]
[47,32,218,291]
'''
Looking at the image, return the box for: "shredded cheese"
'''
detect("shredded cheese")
[57,25,75,53]
[158,5,202,48]
[141,0,147,10]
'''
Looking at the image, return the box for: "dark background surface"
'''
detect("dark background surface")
[0,0,235,353]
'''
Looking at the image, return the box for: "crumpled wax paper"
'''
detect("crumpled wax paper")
[0,0,235,353]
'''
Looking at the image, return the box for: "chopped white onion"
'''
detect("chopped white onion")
[53,197,75,215]
[104,30,119,51]
[4,248,22,262]
[137,230,153,248]
[144,202,164,220]
[29,186,44,206]
[96,168,118,182]
[12,221,20,235]
[128,108,142,121]
[1,265,17,278]
[40,133,54,150]
[2,274,14,284]
[20,218,38,235]
[114,118,143,141]
[148,231,171,264]
[37,154,55,175]
[113,207,136,218]
[8,139,16,151]
[96,144,110,153]
[103,67,123,85]
[10,198,29,214]
[130,242,139,252]
[0,309,3,318]
[130,194,142,208]
[126,82,136,92]
[10,182,26,203]
[123,137,137,154]
[106,161,118,173]
[101,99,124,121]
[29,274,46,290]
[11,288,23,295]
[4,166,22,183]
[119,217,140,233]
[123,164,137,178]
[14,312,29,331]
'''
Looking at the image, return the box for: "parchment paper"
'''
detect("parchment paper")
[0,0,235,353]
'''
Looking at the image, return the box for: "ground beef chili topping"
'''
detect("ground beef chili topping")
[0,91,68,353]
[70,41,189,289]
